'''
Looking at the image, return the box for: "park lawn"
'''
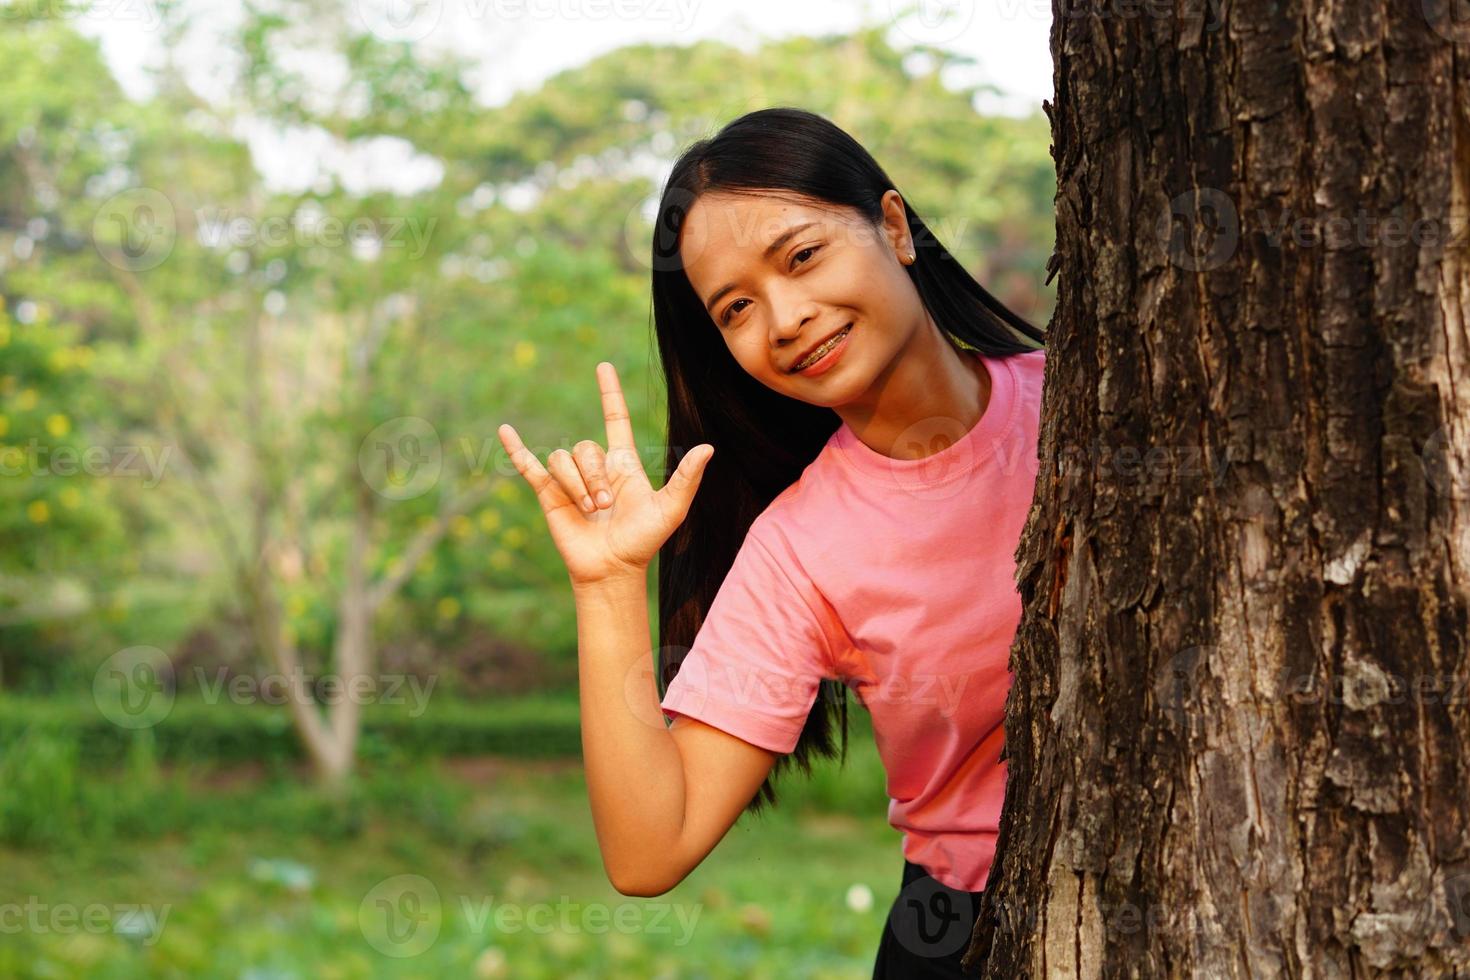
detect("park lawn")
[0,738,904,978]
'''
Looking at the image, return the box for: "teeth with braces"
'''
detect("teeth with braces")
[795,325,851,370]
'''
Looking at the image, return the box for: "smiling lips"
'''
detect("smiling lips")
[789,322,853,373]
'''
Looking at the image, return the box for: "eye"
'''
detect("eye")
[792,244,820,266]
[720,299,750,326]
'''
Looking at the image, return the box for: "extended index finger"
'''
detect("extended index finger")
[597,361,637,453]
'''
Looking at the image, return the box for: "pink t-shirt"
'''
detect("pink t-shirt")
[660,346,1046,892]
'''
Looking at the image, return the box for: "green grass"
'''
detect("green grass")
[0,700,902,978]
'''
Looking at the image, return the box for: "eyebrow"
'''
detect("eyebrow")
[702,220,821,315]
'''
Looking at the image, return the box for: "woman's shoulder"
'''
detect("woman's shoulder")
[746,446,849,556]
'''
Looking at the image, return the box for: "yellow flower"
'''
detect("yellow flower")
[489,549,511,569]
[450,514,472,539]
[512,340,537,368]
[27,499,49,523]
[494,480,518,503]
[0,416,8,437]
[48,348,72,372]
[500,527,528,549]
[46,413,70,437]
[477,508,501,532]
[285,594,307,618]
[59,486,81,509]
[436,596,461,620]
[16,388,37,410]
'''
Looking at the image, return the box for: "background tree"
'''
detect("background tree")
[1,3,1058,783]
[968,2,1470,976]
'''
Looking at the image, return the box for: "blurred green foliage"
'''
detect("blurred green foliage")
[0,5,1054,699]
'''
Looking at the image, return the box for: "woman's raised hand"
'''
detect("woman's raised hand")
[498,362,714,588]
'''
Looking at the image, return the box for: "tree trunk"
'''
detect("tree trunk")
[968,4,1470,977]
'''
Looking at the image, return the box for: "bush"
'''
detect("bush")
[0,693,584,768]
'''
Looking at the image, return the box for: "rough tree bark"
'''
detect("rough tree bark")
[965,3,1470,977]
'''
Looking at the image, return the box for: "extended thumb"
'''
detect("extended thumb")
[671,444,713,492]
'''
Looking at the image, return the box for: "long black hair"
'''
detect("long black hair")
[651,106,1046,817]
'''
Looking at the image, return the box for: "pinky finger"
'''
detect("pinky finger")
[498,424,572,513]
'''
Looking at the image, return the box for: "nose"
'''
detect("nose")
[767,282,821,353]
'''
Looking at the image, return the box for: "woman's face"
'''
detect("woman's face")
[677,189,926,407]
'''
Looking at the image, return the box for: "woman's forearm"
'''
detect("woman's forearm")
[572,571,687,896]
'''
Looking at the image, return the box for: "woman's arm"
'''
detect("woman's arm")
[574,571,778,897]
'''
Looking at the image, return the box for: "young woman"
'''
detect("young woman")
[498,107,1046,978]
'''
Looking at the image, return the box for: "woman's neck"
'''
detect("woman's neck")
[835,320,992,462]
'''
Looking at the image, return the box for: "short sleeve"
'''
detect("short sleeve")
[659,523,836,754]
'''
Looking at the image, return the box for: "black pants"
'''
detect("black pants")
[871,859,986,979]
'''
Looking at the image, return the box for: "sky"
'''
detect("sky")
[72,0,1054,193]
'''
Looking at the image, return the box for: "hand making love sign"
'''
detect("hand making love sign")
[497,362,714,589]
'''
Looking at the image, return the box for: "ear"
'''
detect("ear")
[879,189,913,260]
